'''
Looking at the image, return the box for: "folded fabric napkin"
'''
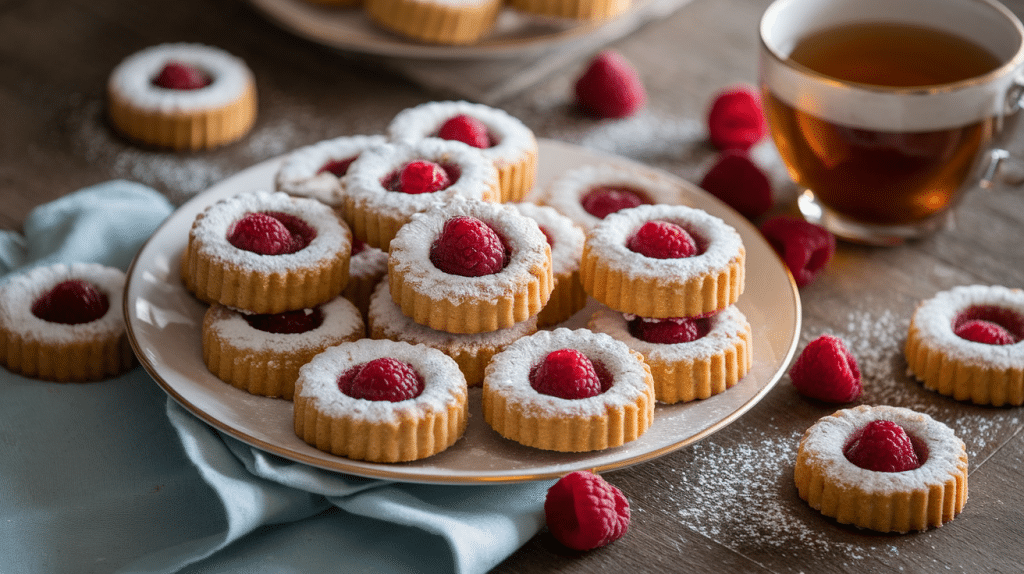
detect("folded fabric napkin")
[0,181,550,574]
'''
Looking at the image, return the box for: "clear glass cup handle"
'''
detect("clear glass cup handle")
[981,76,1024,188]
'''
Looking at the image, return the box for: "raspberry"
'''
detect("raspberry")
[152,61,211,90]
[529,349,611,399]
[626,220,698,259]
[580,186,648,219]
[390,160,453,194]
[759,216,835,288]
[544,471,630,551]
[337,357,425,402]
[31,279,109,325]
[318,156,357,177]
[844,420,922,472]
[628,315,710,344]
[228,212,313,255]
[574,50,646,119]
[244,308,324,334]
[707,86,767,151]
[438,115,491,148]
[789,334,862,403]
[429,216,508,277]
[954,319,1016,345]
[699,150,773,220]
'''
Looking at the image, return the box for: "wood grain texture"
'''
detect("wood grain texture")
[3,0,1023,571]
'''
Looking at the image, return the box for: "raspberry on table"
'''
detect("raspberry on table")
[580,186,648,219]
[544,470,631,551]
[574,50,647,119]
[626,220,698,259]
[790,334,862,403]
[707,86,768,151]
[337,357,425,402]
[843,420,922,472]
[152,61,211,90]
[438,114,492,149]
[699,150,773,220]
[429,215,509,277]
[759,215,835,288]
[530,348,611,399]
[31,279,109,325]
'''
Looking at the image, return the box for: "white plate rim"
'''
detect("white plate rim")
[124,138,802,485]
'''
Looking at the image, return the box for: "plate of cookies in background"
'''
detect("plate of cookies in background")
[125,105,800,483]
[247,0,683,59]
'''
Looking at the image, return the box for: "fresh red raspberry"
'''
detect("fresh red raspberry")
[628,315,710,344]
[544,470,630,551]
[707,86,767,151]
[244,307,324,334]
[391,160,453,194]
[438,114,492,148]
[699,150,773,220]
[789,334,862,403]
[31,279,109,325]
[337,357,425,402]
[318,156,357,177]
[844,420,922,473]
[954,319,1015,345]
[228,212,313,255]
[580,186,648,219]
[530,349,612,399]
[574,50,646,119]
[759,215,835,288]
[152,61,211,90]
[626,220,698,259]
[429,216,508,277]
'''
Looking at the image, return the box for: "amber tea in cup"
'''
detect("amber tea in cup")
[759,0,1024,245]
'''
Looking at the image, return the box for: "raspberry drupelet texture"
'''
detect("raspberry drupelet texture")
[574,51,647,119]
[759,215,835,288]
[438,114,492,149]
[544,470,631,551]
[707,86,768,151]
[529,348,611,399]
[429,215,509,277]
[626,220,698,259]
[790,334,862,403]
[700,150,773,220]
[337,357,425,402]
[844,420,923,472]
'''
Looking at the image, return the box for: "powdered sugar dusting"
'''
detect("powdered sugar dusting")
[587,203,743,279]
[294,339,467,422]
[387,100,537,167]
[483,327,650,417]
[512,202,584,277]
[206,296,363,353]
[388,196,550,302]
[190,190,349,273]
[275,134,388,205]
[108,43,253,112]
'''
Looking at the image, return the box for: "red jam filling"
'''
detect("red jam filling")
[152,61,211,90]
[318,156,358,177]
[243,307,324,334]
[580,186,651,219]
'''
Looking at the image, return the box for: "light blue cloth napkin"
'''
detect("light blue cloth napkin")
[0,181,550,574]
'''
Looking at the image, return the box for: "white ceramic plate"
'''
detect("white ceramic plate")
[125,139,801,485]
[247,0,674,59]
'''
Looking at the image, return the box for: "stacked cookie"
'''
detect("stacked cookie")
[580,203,754,404]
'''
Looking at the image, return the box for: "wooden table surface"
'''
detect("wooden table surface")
[3,0,1023,572]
